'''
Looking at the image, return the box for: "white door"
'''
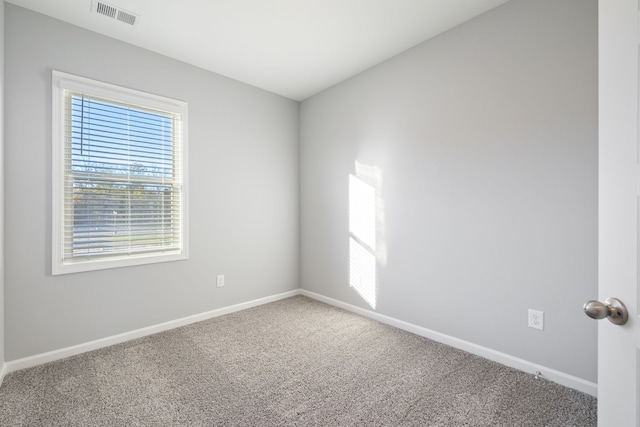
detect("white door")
[598,0,639,425]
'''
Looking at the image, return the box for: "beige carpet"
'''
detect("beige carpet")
[0,295,596,426]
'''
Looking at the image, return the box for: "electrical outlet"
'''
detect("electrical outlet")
[216,274,225,287]
[528,309,544,330]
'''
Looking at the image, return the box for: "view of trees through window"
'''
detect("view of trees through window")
[68,94,181,257]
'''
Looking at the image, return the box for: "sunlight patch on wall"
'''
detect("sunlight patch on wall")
[349,174,376,250]
[349,162,385,309]
[349,236,377,308]
[355,161,386,266]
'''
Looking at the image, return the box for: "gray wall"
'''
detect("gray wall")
[0,0,5,369]
[4,5,299,361]
[300,0,598,382]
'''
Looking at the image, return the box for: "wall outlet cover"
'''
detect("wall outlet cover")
[528,309,544,330]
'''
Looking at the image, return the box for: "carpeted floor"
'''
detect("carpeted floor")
[0,295,596,426]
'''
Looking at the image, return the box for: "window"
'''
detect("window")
[52,70,188,275]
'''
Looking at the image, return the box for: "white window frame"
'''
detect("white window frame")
[52,70,189,275]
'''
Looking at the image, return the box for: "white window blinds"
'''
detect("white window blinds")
[52,71,188,274]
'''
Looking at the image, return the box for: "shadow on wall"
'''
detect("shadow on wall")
[349,161,386,309]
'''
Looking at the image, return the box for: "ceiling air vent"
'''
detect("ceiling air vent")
[91,1,140,26]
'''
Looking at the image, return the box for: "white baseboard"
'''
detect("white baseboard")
[300,289,597,397]
[3,288,597,397]
[5,289,301,374]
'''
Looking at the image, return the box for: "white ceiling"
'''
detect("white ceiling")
[6,0,510,100]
